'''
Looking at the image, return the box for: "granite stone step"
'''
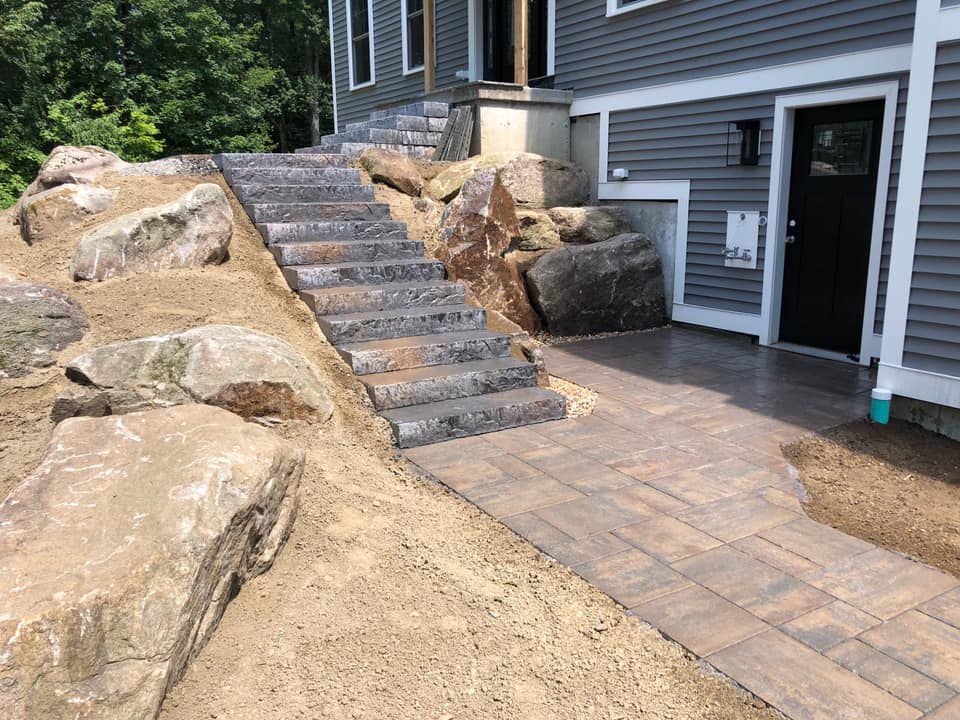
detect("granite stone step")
[257,221,408,245]
[361,357,538,411]
[213,152,349,169]
[320,128,443,147]
[296,143,435,160]
[382,387,567,448]
[337,329,514,375]
[244,202,392,224]
[317,304,486,344]
[270,239,424,266]
[282,258,446,290]
[224,167,361,185]
[232,183,375,204]
[370,101,450,120]
[302,281,465,316]
[345,115,448,132]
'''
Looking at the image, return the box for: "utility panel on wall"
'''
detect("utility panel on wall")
[723,211,760,270]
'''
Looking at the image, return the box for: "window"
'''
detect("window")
[347,0,375,89]
[606,0,670,18]
[402,0,425,74]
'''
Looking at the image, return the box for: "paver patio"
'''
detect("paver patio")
[405,327,960,720]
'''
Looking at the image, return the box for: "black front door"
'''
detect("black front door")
[779,100,883,355]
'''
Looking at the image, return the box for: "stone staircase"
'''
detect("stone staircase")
[294,102,451,160]
[213,107,565,447]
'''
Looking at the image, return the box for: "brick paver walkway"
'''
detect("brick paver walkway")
[406,327,960,720]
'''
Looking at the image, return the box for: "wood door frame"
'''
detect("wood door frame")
[467,0,555,83]
[760,81,900,366]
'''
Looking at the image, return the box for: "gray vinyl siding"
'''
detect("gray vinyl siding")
[333,0,467,129]
[555,0,916,98]
[435,1,469,89]
[875,83,910,335]
[903,43,960,376]
[607,76,907,317]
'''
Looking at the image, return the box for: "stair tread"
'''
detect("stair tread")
[292,258,441,271]
[338,329,508,352]
[323,303,481,324]
[382,387,564,422]
[361,357,531,387]
[246,201,389,208]
[303,280,461,297]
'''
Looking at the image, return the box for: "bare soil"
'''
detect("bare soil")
[785,419,960,578]
[1,174,777,720]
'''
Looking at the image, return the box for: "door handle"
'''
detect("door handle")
[786,235,797,245]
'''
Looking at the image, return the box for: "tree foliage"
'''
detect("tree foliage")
[0,0,332,206]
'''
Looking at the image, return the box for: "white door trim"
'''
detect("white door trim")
[467,0,480,82]
[328,0,339,132]
[546,0,556,77]
[759,80,901,367]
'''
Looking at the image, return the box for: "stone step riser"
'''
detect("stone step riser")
[367,365,538,411]
[271,240,424,266]
[245,203,392,224]
[213,153,349,169]
[296,144,435,160]
[345,115,447,132]
[370,102,450,120]
[340,334,513,376]
[282,261,445,290]
[257,222,408,245]
[321,128,442,147]
[303,283,465,316]
[385,392,566,448]
[233,184,375,204]
[319,307,486,344]
[225,167,361,185]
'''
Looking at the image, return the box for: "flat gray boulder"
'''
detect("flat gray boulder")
[52,324,333,423]
[526,233,666,336]
[71,183,232,281]
[548,206,631,244]
[359,148,423,196]
[498,153,590,208]
[0,282,89,377]
[0,404,304,719]
[19,183,117,245]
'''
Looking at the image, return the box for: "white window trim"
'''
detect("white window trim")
[401,0,425,76]
[346,0,376,90]
[759,80,900,367]
[606,0,669,19]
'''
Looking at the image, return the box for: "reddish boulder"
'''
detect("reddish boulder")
[436,169,540,333]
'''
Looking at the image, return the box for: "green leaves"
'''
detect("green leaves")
[0,0,333,207]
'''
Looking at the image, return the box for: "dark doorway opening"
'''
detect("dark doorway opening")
[481,0,549,84]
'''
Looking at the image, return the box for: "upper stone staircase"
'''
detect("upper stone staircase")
[213,102,566,448]
[295,102,451,160]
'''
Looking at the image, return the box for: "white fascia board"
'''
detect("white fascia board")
[878,362,960,410]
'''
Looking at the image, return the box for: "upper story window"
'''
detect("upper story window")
[402,0,425,74]
[348,0,375,89]
[606,0,669,18]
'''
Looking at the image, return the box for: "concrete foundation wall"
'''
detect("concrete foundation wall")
[603,200,678,315]
[893,396,960,443]
[570,115,600,203]
[431,83,573,160]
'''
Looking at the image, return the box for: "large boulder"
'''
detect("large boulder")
[437,169,540,333]
[423,157,499,202]
[71,183,232,281]
[515,209,561,251]
[548,206,631,244]
[526,233,666,336]
[0,282,88,377]
[498,153,590,208]
[52,324,333,423]
[0,404,304,719]
[19,183,117,245]
[359,148,423,196]
[13,146,128,221]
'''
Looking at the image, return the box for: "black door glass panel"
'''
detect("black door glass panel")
[809,120,874,176]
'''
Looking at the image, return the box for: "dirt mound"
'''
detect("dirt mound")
[0,172,776,720]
